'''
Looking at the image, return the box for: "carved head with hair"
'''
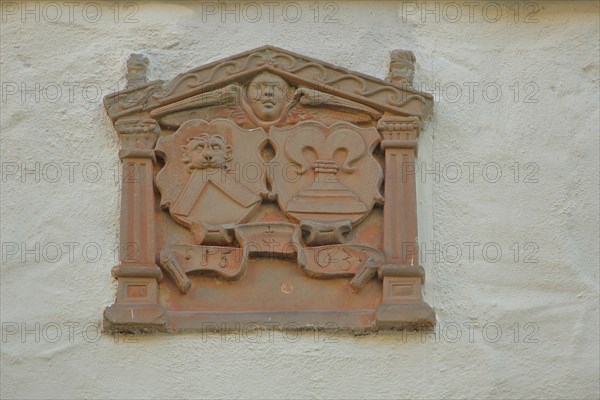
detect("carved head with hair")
[181,134,232,171]
[244,71,292,122]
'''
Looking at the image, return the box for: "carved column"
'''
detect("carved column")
[104,118,166,330]
[375,115,435,329]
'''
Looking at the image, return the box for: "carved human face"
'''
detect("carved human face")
[181,134,232,170]
[245,72,290,121]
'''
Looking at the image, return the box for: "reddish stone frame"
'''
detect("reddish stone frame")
[103,46,435,332]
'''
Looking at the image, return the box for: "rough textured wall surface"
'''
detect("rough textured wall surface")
[1,1,598,399]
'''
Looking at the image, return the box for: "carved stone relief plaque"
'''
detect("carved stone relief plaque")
[103,46,435,332]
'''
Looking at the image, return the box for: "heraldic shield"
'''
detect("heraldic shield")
[269,121,383,244]
[155,119,268,245]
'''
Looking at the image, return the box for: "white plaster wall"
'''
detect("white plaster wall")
[1,1,599,399]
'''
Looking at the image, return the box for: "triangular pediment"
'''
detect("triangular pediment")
[104,46,433,122]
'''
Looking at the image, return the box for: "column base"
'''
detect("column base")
[375,301,435,330]
[104,303,167,332]
[105,269,166,332]
[375,275,435,330]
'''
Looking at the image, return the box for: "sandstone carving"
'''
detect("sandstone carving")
[125,53,149,90]
[387,50,416,85]
[269,121,383,243]
[103,46,435,333]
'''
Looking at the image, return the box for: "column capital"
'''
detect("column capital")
[114,118,160,151]
[377,116,421,150]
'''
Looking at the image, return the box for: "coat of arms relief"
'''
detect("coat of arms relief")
[103,46,434,332]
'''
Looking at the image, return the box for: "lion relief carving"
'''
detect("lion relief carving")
[181,134,233,171]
